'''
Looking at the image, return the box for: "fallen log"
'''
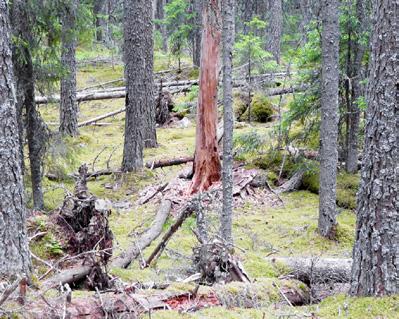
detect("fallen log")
[142,198,200,268]
[42,265,93,290]
[112,199,172,269]
[267,257,352,284]
[277,169,306,194]
[145,156,194,169]
[78,108,126,127]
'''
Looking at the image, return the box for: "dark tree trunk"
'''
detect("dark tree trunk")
[60,0,79,137]
[122,0,156,170]
[155,0,168,52]
[93,0,106,42]
[221,0,235,244]
[0,0,31,277]
[318,0,340,239]
[345,0,367,173]
[266,0,282,64]
[11,0,48,210]
[144,0,157,148]
[190,0,222,194]
[350,0,399,296]
[191,0,203,67]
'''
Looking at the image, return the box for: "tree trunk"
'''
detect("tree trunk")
[143,0,157,148]
[60,0,78,137]
[155,0,168,52]
[266,0,283,64]
[0,0,31,277]
[350,0,399,297]
[346,0,368,173]
[11,0,48,210]
[122,0,154,170]
[221,0,235,244]
[190,0,222,194]
[93,0,106,42]
[318,0,339,239]
[191,0,203,67]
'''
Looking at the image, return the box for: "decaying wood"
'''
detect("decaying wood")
[277,169,306,194]
[112,199,172,269]
[78,108,126,127]
[0,276,21,307]
[43,265,93,290]
[268,257,352,284]
[193,240,250,284]
[143,199,200,268]
[137,183,169,205]
[145,156,194,169]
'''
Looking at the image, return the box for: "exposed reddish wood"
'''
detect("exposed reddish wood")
[190,0,222,194]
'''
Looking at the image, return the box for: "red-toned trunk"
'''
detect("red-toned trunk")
[190,0,222,194]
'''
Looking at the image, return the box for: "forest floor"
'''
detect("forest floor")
[25,53,399,319]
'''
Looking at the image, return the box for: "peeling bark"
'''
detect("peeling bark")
[190,0,222,194]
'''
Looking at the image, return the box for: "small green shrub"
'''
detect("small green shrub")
[234,96,248,120]
[233,130,266,161]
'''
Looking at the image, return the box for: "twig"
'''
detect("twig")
[0,276,21,307]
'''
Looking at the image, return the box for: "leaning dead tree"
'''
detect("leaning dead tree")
[190,0,222,194]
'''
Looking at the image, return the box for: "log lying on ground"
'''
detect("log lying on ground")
[142,199,200,268]
[111,199,172,269]
[276,169,306,194]
[145,156,194,169]
[267,257,352,284]
[43,265,93,290]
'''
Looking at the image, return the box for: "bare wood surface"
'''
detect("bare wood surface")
[268,257,352,283]
[112,200,172,269]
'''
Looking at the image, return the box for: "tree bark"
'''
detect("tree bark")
[122,0,156,170]
[345,0,368,173]
[266,0,283,64]
[93,0,106,42]
[155,0,168,52]
[318,0,340,239]
[59,0,79,137]
[11,0,48,210]
[190,0,222,194]
[0,0,31,277]
[221,0,235,244]
[144,1,157,148]
[350,0,399,297]
[191,0,203,67]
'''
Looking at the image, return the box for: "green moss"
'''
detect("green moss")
[250,94,274,123]
[302,168,360,210]
[310,294,399,319]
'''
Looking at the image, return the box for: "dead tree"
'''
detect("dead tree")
[190,0,222,194]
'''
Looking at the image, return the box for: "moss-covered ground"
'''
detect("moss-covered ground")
[28,60,398,319]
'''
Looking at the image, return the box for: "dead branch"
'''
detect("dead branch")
[112,199,172,269]
[42,265,93,290]
[142,198,200,268]
[145,156,194,169]
[0,276,21,307]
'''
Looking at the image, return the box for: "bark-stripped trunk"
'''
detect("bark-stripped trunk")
[60,0,78,137]
[318,0,340,239]
[345,0,367,173]
[190,0,222,194]
[155,0,168,52]
[0,0,31,277]
[350,0,399,296]
[192,0,203,67]
[266,0,282,64]
[144,0,157,148]
[122,0,155,170]
[11,0,48,210]
[221,0,235,244]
